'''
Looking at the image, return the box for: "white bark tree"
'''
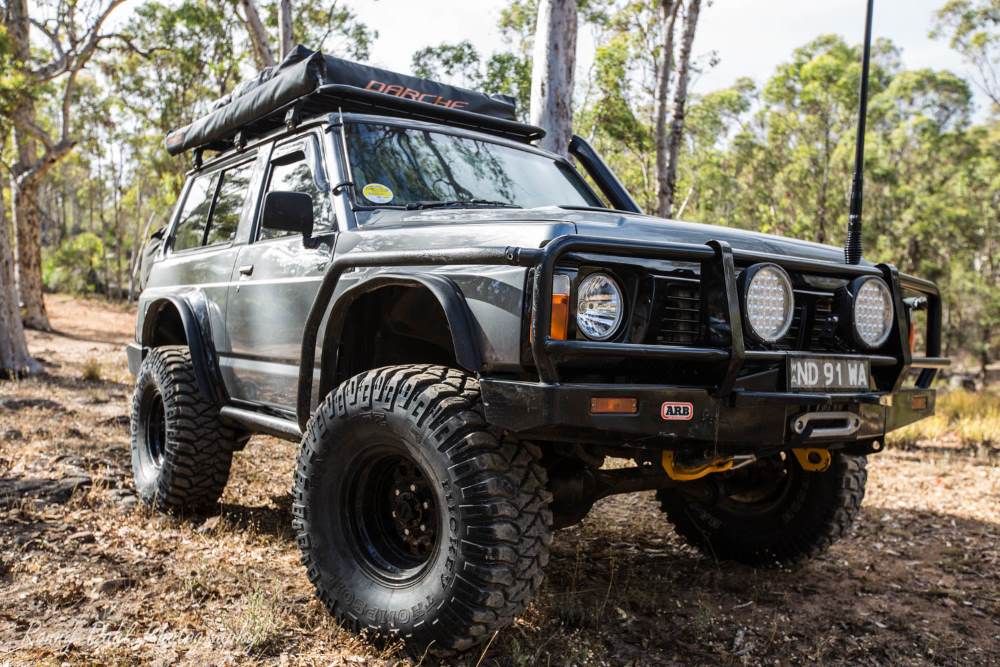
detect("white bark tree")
[0,183,37,377]
[5,0,124,331]
[238,0,276,68]
[662,0,702,217]
[278,0,294,60]
[529,0,578,157]
[654,0,682,217]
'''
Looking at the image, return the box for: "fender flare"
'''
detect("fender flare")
[317,272,483,400]
[140,292,226,405]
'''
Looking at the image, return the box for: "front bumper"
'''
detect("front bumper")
[481,380,936,450]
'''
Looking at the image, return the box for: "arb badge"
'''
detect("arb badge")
[661,402,694,421]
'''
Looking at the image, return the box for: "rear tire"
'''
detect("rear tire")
[130,346,244,513]
[293,365,552,657]
[656,451,867,566]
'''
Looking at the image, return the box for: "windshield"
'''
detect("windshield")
[343,122,601,212]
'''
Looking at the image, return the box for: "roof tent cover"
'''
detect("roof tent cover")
[165,45,520,155]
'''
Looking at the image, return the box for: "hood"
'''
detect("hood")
[356,206,853,265]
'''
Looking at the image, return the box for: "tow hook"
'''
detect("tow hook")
[792,448,832,472]
[661,451,756,481]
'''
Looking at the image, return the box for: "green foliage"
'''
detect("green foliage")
[0,24,31,129]
[261,0,376,60]
[583,28,999,367]
[931,0,1000,110]
[411,40,533,120]
[43,232,106,294]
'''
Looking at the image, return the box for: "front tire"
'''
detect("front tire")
[293,365,552,657]
[130,346,244,513]
[656,451,867,566]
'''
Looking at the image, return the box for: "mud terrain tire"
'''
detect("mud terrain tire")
[656,452,867,566]
[293,365,552,657]
[130,346,243,513]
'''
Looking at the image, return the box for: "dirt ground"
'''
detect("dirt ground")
[1,295,997,666]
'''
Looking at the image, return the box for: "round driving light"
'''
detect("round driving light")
[852,277,893,348]
[576,273,624,340]
[742,264,794,343]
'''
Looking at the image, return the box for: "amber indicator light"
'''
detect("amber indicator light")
[911,395,929,411]
[590,397,638,414]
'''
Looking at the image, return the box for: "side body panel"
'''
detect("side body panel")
[222,130,337,410]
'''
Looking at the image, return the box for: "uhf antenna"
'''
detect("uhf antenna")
[845,0,874,265]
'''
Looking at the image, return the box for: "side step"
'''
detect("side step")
[220,406,302,441]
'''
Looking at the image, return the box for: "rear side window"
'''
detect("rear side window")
[172,172,218,252]
[205,162,254,246]
[172,161,255,252]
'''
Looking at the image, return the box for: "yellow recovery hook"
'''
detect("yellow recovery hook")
[661,451,756,481]
[792,448,832,472]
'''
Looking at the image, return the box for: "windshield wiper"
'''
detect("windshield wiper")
[404,199,522,210]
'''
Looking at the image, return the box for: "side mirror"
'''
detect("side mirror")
[261,190,314,237]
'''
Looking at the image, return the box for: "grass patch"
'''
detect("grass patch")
[226,585,286,656]
[888,389,999,449]
[81,358,102,382]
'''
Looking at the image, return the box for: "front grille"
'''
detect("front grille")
[809,297,843,351]
[653,279,701,345]
[646,278,851,353]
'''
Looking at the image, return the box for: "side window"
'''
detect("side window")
[172,172,218,252]
[205,162,254,246]
[259,141,333,241]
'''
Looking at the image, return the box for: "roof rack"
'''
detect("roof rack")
[165,46,545,156]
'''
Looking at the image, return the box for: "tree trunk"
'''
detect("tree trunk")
[7,0,50,330]
[239,0,276,68]
[11,170,50,330]
[278,0,294,60]
[530,0,578,158]
[654,0,682,218]
[662,0,702,218]
[0,185,39,378]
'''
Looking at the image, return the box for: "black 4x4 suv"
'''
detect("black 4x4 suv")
[127,47,947,657]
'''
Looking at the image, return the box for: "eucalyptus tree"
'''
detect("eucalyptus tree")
[530,0,578,156]
[0,24,35,376]
[4,0,124,331]
[932,0,1000,111]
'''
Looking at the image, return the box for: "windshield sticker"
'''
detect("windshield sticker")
[362,183,394,204]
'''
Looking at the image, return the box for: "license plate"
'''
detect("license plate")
[788,356,870,391]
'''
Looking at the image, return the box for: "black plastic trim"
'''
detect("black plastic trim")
[295,246,544,430]
[140,293,227,405]
[568,135,642,213]
[316,272,484,399]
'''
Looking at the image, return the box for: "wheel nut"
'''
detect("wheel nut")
[420,524,425,531]
[395,489,400,496]
[404,528,410,535]
[410,484,416,492]
[423,501,429,509]
[391,511,397,518]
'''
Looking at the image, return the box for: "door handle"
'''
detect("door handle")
[238,264,254,276]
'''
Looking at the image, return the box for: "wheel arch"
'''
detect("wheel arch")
[317,273,483,401]
[139,292,225,405]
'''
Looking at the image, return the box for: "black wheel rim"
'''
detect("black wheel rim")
[143,387,167,469]
[714,453,799,515]
[344,448,440,585]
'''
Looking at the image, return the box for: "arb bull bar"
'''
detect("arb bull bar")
[296,235,947,450]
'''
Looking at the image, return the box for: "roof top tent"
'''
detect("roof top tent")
[164,45,545,157]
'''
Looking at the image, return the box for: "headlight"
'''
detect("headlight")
[742,264,794,343]
[851,277,893,348]
[576,272,623,340]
